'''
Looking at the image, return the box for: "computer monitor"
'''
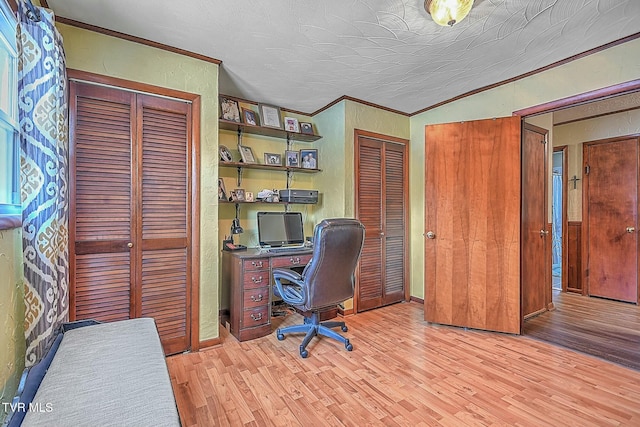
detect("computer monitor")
[257,211,305,248]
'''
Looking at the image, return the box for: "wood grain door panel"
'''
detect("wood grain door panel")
[383,144,406,304]
[584,138,638,303]
[138,95,192,352]
[74,252,131,323]
[70,83,136,322]
[522,124,549,318]
[356,139,384,311]
[425,117,521,334]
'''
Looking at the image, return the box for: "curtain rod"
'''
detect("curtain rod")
[24,0,41,22]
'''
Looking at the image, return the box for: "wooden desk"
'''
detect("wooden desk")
[222,248,313,342]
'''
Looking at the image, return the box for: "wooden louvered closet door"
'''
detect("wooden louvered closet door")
[355,131,408,312]
[70,82,192,355]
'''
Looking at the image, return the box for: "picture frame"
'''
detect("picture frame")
[219,96,241,122]
[219,145,233,162]
[264,152,282,166]
[218,178,227,201]
[242,108,259,126]
[285,150,300,167]
[300,122,314,135]
[284,117,300,133]
[234,188,245,202]
[300,149,318,169]
[238,145,256,163]
[258,103,282,129]
[229,190,238,202]
[245,191,254,202]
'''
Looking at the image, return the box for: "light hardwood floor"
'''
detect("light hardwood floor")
[168,301,640,426]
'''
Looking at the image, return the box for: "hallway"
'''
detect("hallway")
[524,290,640,370]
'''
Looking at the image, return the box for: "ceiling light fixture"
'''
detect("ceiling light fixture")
[424,0,474,27]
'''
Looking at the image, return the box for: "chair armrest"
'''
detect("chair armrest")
[272,268,306,305]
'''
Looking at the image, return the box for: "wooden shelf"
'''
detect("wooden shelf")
[219,200,317,205]
[219,119,321,142]
[219,161,321,173]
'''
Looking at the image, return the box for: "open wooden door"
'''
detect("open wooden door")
[424,116,521,334]
[521,123,550,318]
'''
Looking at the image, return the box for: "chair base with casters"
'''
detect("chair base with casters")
[276,311,352,358]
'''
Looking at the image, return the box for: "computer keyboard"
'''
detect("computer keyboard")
[266,246,307,253]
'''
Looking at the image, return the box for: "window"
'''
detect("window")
[0,0,19,228]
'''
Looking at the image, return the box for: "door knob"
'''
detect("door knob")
[627,227,636,233]
[540,230,549,237]
[127,242,133,248]
[425,231,436,239]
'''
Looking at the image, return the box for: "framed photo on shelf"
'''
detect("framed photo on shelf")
[258,103,282,129]
[218,178,227,201]
[238,145,256,163]
[219,96,241,122]
[234,188,246,202]
[300,149,318,169]
[285,150,300,167]
[242,108,259,126]
[219,145,233,162]
[284,117,300,133]
[264,152,282,165]
[300,122,314,135]
[245,191,254,202]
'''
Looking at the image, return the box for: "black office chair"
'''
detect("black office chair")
[272,218,365,358]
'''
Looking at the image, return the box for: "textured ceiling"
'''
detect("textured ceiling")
[46,0,640,115]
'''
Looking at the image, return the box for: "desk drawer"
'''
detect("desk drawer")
[244,287,268,308]
[242,306,269,327]
[243,271,269,288]
[243,258,268,271]
[271,254,312,268]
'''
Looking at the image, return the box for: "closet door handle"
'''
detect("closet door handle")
[425,231,436,239]
[626,226,635,233]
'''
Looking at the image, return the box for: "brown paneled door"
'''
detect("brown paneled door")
[521,123,550,318]
[70,81,193,354]
[425,117,521,334]
[584,137,639,303]
[355,131,409,312]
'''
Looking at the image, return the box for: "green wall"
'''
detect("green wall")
[57,23,221,341]
[312,100,410,310]
[409,37,640,299]
[0,228,24,422]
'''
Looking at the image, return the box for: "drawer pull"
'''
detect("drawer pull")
[250,313,263,321]
[250,294,263,302]
[251,261,264,268]
[290,257,301,265]
[251,276,263,284]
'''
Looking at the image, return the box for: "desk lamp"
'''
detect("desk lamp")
[224,204,247,251]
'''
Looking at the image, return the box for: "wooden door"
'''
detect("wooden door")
[137,94,192,354]
[425,117,521,334]
[584,137,639,303]
[521,123,550,318]
[355,131,408,312]
[70,83,135,323]
[70,82,193,354]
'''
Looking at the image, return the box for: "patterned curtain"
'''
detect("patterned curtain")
[17,1,69,367]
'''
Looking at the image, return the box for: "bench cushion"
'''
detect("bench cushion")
[22,318,180,427]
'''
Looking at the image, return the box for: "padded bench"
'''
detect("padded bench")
[5,318,180,427]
